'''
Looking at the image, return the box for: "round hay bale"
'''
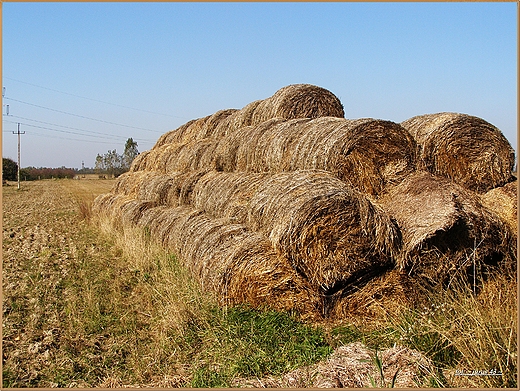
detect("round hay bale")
[246,170,400,294]
[401,112,515,193]
[186,169,400,297]
[194,108,238,139]
[92,192,138,229]
[251,84,344,124]
[331,270,427,321]
[135,204,321,317]
[191,170,270,224]
[215,117,417,196]
[169,139,218,173]
[151,120,195,150]
[155,109,237,146]
[108,169,211,211]
[379,171,516,285]
[158,117,208,146]
[129,150,151,172]
[212,100,263,139]
[135,139,219,174]
[155,84,343,148]
[480,179,518,236]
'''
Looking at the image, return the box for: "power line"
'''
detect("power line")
[3,121,155,147]
[4,96,163,133]
[3,119,128,142]
[4,76,190,120]
[3,123,155,146]
[18,130,131,145]
[4,115,155,143]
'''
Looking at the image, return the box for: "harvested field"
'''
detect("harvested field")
[379,171,516,285]
[5,177,516,388]
[401,112,515,193]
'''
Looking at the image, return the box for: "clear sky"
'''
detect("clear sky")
[2,2,517,169]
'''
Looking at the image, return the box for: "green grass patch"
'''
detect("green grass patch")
[180,305,332,387]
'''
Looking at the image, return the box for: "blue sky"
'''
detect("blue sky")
[2,2,517,169]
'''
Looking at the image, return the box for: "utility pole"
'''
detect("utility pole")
[13,123,25,190]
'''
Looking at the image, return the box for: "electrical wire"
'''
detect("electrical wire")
[4,96,164,133]
[4,115,155,143]
[4,76,190,120]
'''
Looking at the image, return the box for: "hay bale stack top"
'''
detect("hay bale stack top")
[152,84,345,148]
[250,84,345,124]
[401,112,515,193]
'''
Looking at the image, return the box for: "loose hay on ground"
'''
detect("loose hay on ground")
[232,342,434,388]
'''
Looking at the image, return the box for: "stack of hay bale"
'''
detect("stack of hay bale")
[93,84,517,320]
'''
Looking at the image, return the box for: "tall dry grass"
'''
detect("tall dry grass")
[382,270,518,388]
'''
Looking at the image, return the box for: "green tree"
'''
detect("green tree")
[2,158,18,181]
[103,149,124,178]
[94,154,105,173]
[122,138,139,170]
[94,138,138,177]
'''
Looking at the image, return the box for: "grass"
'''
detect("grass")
[95,212,333,387]
[2,179,517,388]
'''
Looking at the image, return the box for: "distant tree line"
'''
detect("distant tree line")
[95,138,139,178]
[2,138,139,182]
[2,158,78,181]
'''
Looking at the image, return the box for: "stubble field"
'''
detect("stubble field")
[2,179,517,388]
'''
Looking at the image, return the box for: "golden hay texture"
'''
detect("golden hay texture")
[331,270,424,321]
[97,169,400,302]
[379,171,515,285]
[152,110,237,147]
[138,139,218,173]
[130,117,416,197]
[95,86,517,321]
[480,179,518,236]
[244,170,400,294]
[151,84,344,148]
[401,112,515,193]
[214,117,417,196]
[249,84,344,124]
[93,196,322,317]
[189,169,400,294]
